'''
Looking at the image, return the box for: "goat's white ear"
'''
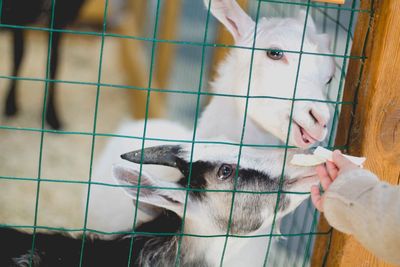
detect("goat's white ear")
[112,164,187,214]
[204,0,254,41]
[297,9,317,34]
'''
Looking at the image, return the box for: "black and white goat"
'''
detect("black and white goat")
[0,144,318,266]
[1,0,85,129]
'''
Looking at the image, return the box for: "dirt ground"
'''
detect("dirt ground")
[0,30,134,229]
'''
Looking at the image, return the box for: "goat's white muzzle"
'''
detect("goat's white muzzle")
[291,101,330,148]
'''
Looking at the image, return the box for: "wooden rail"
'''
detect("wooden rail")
[311,0,400,266]
[312,0,345,4]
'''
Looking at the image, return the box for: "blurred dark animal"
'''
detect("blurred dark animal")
[1,0,85,129]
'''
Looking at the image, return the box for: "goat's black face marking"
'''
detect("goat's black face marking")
[237,169,278,190]
[178,161,211,200]
[207,167,287,234]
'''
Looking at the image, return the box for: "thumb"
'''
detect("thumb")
[332,150,352,168]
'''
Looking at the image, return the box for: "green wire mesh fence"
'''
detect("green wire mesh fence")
[0,0,372,266]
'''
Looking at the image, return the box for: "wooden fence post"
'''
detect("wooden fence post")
[118,0,182,119]
[311,0,400,266]
[155,0,182,89]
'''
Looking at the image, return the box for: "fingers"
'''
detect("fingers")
[316,164,332,191]
[332,150,354,168]
[316,164,328,178]
[312,158,341,212]
[332,150,360,174]
[311,185,324,212]
[326,160,339,180]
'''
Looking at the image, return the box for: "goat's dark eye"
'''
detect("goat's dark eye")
[217,164,233,180]
[326,77,333,85]
[266,49,284,60]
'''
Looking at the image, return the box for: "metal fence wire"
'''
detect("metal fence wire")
[0,0,373,266]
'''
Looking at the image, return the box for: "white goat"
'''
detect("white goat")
[198,0,335,148]
[2,144,318,267]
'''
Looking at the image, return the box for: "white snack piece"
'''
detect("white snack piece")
[290,146,366,167]
[313,146,366,166]
[290,154,325,166]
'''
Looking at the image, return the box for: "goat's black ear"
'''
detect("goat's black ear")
[121,145,188,172]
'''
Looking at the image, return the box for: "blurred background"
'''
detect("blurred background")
[0,0,359,265]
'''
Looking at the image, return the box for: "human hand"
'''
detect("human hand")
[311,150,360,212]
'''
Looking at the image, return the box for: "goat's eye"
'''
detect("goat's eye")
[326,77,333,85]
[217,164,233,180]
[266,49,284,60]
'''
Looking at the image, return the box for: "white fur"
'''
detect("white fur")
[85,119,190,233]
[199,1,335,148]
[86,0,335,262]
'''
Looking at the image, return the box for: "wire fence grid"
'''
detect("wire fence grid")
[0,0,372,266]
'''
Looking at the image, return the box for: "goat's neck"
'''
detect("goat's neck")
[135,209,282,266]
[135,211,211,267]
[198,94,280,146]
[183,215,280,267]
[199,96,267,143]
[198,53,281,146]
[136,212,253,267]
[180,216,256,267]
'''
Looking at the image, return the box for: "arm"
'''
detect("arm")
[311,151,400,265]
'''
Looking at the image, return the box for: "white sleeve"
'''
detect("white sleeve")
[323,169,400,265]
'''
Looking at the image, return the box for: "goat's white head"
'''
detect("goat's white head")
[206,0,335,148]
[113,144,318,235]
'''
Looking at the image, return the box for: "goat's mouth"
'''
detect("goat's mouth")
[291,120,319,148]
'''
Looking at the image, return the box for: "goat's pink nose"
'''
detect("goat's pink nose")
[309,109,327,128]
